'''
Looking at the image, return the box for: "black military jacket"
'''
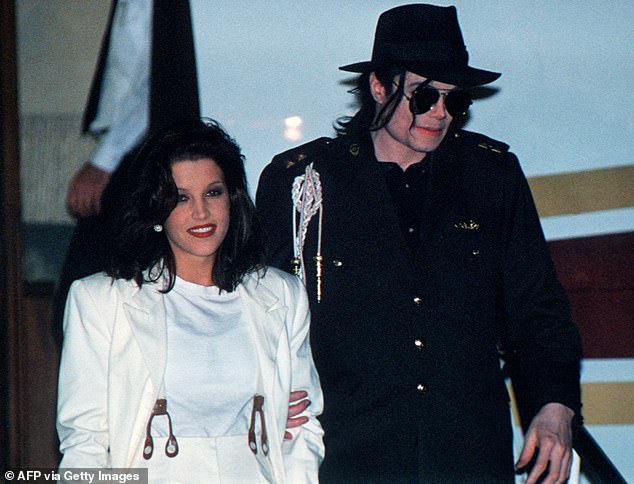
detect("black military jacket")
[256,122,582,483]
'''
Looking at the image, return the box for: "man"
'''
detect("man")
[66,0,150,222]
[256,4,582,483]
[53,0,151,346]
[54,0,199,343]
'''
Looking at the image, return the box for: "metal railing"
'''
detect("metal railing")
[574,426,627,484]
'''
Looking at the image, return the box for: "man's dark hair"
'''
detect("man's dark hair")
[106,118,265,292]
[335,66,406,135]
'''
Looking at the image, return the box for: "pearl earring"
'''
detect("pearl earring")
[153,224,163,233]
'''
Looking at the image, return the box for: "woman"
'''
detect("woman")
[57,119,324,483]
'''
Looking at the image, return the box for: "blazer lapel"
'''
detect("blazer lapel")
[239,273,288,482]
[122,280,167,396]
[240,273,286,380]
[119,272,286,400]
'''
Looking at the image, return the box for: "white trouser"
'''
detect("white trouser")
[135,435,268,484]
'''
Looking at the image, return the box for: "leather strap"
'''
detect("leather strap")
[143,398,179,460]
[248,394,269,456]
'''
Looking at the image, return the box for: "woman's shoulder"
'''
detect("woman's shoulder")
[70,272,112,292]
[259,266,301,287]
[243,267,304,297]
[69,272,144,301]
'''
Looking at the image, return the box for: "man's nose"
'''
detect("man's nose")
[429,95,448,118]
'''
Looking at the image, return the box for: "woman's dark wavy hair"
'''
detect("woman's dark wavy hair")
[335,66,406,135]
[105,117,265,292]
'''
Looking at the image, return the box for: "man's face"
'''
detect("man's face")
[371,71,457,167]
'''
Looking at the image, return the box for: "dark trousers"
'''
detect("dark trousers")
[52,148,139,348]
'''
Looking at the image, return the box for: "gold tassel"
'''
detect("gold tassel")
[291,257,301,276]
[314,255,323,303]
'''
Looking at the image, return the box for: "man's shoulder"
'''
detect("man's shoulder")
[269,136,338,172]
[446,130,527,187]
[450,129,511,156]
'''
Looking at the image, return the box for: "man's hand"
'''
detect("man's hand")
[284,390,311,440]
[516,402,575,484]
[66,162,111,218]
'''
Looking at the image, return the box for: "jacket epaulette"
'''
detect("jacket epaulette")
[272,137,334,171]
[452,129,510,155]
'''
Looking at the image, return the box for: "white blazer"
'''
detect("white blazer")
[57,267,324,483]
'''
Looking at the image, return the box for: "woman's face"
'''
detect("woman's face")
[163,157,230,283]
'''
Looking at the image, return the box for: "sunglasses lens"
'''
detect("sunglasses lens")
[409,88,472,117]
[445,91,472,117]
[410,89,439,115]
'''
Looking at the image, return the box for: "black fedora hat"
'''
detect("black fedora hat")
[339,4,500,87]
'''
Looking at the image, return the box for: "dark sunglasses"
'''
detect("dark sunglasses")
[404,85,472,117]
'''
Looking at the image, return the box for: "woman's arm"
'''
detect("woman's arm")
[57,279,112,468]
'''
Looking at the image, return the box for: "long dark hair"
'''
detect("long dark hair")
[335,66,406,135]
[106,118,265,292]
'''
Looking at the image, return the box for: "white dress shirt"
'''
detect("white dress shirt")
[89,0,151,172]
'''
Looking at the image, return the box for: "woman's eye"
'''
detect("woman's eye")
[207,188,224,197]
[177,194,189,203]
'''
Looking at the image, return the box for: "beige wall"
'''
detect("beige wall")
[16,1,109,225]
[16,0,109,115]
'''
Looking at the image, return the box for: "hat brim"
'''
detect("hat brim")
[339,61,500,88]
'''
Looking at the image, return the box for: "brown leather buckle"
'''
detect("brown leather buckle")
[248,395,269,456]
[143,399,179,460]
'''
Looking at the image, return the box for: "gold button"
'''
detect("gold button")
[472,249,480,256]
[349,143,360,156]
[414,339,425,350]
[332,259,343,267]
[416,383,428,394]
[413,296,424,306]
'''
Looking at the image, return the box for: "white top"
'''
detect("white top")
[88,0,151,172]
[155,277,257,437]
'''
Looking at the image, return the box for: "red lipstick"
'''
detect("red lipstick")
[187,224,216,238]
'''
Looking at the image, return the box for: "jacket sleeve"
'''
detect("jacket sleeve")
[500,154,582,425]
[57,279,112,468]
[281,275,325,483]
[256,157,298,273]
